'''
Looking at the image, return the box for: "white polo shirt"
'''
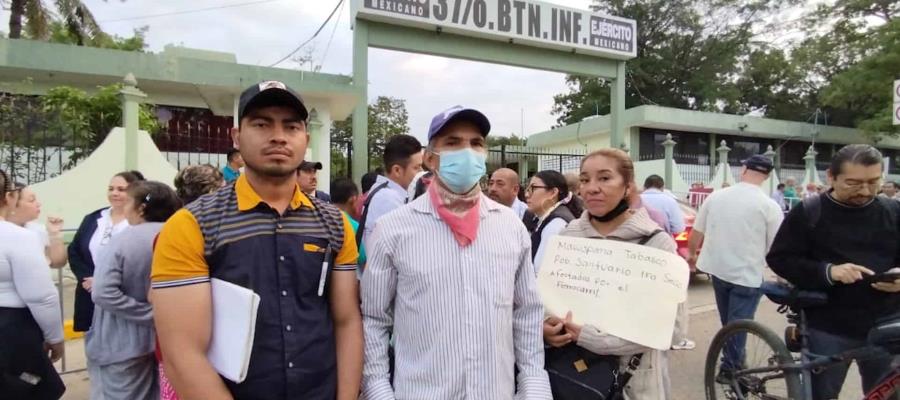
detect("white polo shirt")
[511,198,528,220]
[694,182,784,288]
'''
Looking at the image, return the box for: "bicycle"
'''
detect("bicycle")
[703,281,900,400]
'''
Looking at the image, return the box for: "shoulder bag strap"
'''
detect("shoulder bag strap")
[613,353,644,397]
[637,229,665,245]
[355,181,390,257]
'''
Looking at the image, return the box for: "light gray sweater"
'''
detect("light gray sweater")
[558,209,680,400]
[86,222,161,366]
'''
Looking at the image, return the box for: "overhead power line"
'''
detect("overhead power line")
[317,0,347,71]
[268,0,344,68]
[99,0,284,23]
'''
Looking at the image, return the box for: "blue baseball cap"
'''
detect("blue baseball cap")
[427,106,491,141]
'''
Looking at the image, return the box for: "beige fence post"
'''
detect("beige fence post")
[119,73,148,170]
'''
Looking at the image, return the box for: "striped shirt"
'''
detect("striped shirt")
[151,174,358,399]
[360,193,551,400]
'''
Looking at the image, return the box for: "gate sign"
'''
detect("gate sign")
[353,0,637,59]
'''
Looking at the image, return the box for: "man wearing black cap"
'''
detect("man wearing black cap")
[297,160,332,202]
[687,154,784,381]
[361,106,551,399]
[151,81,363,400]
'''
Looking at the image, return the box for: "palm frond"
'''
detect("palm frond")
[54,0,101,45]
[24,0,52,40]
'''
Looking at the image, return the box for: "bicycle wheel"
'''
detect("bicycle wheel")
[704,320,803,400]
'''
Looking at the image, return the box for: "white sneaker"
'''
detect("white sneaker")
[671,339,696,350]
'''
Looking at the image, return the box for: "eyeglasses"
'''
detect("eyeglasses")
[525,185,548,194]
[841,179,882,191]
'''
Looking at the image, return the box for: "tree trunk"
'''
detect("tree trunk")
[9,0,25,39]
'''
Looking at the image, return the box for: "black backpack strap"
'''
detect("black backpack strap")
[308,197,345,253]
[637,229,664,245]
[875,196,900,222]
[801,194,822,231]
[355,181,390,261]
[303,197,348,296]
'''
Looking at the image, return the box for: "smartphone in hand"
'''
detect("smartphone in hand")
[869,268,900,284]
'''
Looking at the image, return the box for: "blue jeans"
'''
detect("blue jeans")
[712,276,763,371]
[808,328,899,400]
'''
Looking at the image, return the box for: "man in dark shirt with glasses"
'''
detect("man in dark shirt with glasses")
[768,144,900,399]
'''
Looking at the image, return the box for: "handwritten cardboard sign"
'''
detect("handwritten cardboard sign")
[537,236,689,350]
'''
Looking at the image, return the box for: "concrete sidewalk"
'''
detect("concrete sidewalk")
[56,339,89,400]
[671,275,864,399]
[56,276,869,399]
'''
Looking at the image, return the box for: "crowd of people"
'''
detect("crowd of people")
[0,80,898,400]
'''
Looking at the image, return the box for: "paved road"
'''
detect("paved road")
[57,275,870,399]
[671,274,864,400]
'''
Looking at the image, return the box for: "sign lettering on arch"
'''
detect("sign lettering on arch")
[537,236,689,350]
[353,0,638,60]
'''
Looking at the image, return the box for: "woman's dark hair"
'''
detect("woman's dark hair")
[829,144,883,177]
[0,169,12,207]
[361,172,379,193]
[534,170,583,217]
[412,171,433,201]
[174,164,224,204]
[127,181,182,223]
[12,182,26,206]
[114,170,146,184]
[330,178,359,205]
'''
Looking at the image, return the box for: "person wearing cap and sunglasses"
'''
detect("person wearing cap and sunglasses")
[297,161,332,202]
[150,81,362,400]
[687,154,784,383]
[361,106,551,399]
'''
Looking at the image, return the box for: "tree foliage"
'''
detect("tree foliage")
[552,0,900,138]
[9,0,107,43]
[46,20,148,51]
[487,135,527,147]
[553,0,796,126]
[0,82,159,183]
[41,83,161,162]
[330,96,411,176]
[811,1,899,138]
[8,0,146,51]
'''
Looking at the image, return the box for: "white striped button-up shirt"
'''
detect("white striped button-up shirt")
[361,193,551,400]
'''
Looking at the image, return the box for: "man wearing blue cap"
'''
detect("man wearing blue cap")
[687,154,784,382]
[361,106,551,399]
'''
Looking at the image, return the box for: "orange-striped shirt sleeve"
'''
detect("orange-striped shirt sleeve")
[151,209,209,288]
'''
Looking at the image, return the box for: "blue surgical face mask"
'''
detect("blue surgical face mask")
[436,148,487,194]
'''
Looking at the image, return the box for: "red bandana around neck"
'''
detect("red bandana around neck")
[428,181,481,247]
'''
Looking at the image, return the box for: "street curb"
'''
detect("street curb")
[64,320,83,340]
[688,304,718,315]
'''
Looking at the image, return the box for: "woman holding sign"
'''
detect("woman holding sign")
[542,148,680,400]
[525,170,583,272]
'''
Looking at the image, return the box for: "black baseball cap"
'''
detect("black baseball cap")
[743,155,774,174]
[298,161,323,172]
[238,81,308,122]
